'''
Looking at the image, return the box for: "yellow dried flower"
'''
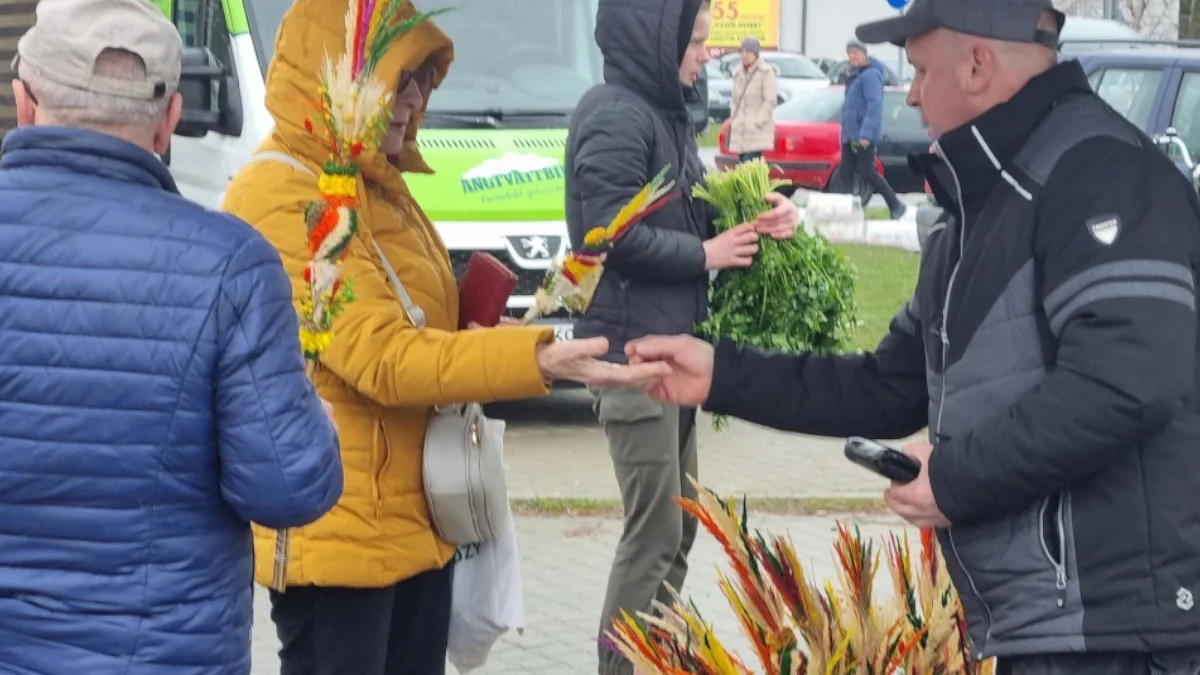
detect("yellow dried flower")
[299,327,334,357]
[318,173,357,198]
[583,227,607,246]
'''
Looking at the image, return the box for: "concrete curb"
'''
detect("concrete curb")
[801,204,936,253]
[510,495,890,518]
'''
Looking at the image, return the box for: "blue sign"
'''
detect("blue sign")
[887,0,909,7]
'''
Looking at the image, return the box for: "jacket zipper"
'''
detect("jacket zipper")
[933,140,995,657]
[374,419,392,518]
[270,528,290,592]
[1038,492,1070,607]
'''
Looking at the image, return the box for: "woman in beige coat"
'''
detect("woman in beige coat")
[728,37,777,162]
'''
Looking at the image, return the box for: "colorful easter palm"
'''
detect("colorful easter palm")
[295,0,451,364]
[606,477,997,674]
[521,165,679,323]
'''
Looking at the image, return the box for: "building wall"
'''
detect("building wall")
[1054,0,1180,39]
[0,0,36,137]
[780,0,909,72]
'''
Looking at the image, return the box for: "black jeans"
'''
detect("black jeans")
[270,561,455,675]
[997,649,1200,675]
[832,142,902,212]
[738,151,762,162]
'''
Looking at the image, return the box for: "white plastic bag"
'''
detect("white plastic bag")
[447,509,525,673]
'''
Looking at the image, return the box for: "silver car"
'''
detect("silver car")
[707,50,830,122]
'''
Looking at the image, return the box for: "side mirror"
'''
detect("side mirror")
[175,46,244,139]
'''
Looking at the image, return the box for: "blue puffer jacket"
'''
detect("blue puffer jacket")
[841,56,886,143]
[0,127,344,674]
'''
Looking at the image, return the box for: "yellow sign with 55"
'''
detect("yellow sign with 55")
[706,0,781,49]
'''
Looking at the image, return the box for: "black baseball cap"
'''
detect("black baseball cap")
[856,0,1065,48]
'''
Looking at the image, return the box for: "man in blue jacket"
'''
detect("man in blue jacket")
[835,39,906,219]
[0,0,343,673]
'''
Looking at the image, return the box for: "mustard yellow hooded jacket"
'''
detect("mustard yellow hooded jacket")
[222,0,552,589]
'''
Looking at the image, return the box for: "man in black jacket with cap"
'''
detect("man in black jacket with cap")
[623,0,1200,673]
[565,1,798,673]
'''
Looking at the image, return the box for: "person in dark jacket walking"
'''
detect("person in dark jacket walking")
[565,1,797,672]
[0,1,343,673]
[833,39,906,219]
[625,1,1200,673]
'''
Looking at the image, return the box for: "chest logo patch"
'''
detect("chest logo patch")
[1087,214,1121,246]
[1178,587,1194,611]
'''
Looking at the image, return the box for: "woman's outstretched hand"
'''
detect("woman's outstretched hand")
[536,337,671,388]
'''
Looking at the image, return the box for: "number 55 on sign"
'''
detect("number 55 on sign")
[707,0,780,49]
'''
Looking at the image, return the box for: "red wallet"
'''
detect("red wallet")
[458,252,518,329]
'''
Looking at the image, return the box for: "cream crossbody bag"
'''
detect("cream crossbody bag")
[247,150,511,545]
[371,239,513,545]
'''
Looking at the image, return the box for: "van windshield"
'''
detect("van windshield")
[246,0,604,126]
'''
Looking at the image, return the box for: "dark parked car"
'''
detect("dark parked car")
[1071,47,1200,186]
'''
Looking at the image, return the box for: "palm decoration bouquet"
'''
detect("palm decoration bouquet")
[521,165,678,323]
[295,0,451,366]
[605,478,996,675]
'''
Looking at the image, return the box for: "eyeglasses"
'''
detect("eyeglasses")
[398,66,436,94]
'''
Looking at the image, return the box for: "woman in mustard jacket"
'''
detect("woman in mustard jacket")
[222,1,663,672]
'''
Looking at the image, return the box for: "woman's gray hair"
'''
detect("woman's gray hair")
[18,48,170,128]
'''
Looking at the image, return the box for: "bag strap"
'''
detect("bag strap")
[246,151,427,329]
[370,239,426,329]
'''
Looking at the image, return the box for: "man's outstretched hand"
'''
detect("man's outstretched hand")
[537,337,671,388]
[624,335,715,407]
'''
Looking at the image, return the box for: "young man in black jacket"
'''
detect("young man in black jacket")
[565,1,797,672]
[624,0,1200,673]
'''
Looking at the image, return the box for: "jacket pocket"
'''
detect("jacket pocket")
[1038,490,1070,608]
[593,387,664,425]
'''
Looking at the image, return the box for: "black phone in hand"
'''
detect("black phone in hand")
[844,436,921,484]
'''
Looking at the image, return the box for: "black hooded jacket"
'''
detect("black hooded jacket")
[565,0,715,361]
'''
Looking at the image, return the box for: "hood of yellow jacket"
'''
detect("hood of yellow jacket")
[264,0,454,195]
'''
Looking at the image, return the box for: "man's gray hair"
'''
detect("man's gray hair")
[18,48,171,128]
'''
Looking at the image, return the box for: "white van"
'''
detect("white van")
[172,0,604,341]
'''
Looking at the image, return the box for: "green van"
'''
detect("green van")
[167,0,604,341]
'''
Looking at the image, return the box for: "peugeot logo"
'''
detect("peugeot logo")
[520,236,553,259]
[505,235,564,269]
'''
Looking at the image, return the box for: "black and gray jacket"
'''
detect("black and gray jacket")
[565,0,714,362]
[705,60,1200,657]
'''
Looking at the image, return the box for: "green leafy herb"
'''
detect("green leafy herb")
[694,159,859,430]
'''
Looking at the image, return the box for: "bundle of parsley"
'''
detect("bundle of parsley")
[694,158,859,430]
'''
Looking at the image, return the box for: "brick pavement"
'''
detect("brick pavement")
[490,389,918,501]
[250,512,908,674]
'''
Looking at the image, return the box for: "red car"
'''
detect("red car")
[715,86,926,202]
